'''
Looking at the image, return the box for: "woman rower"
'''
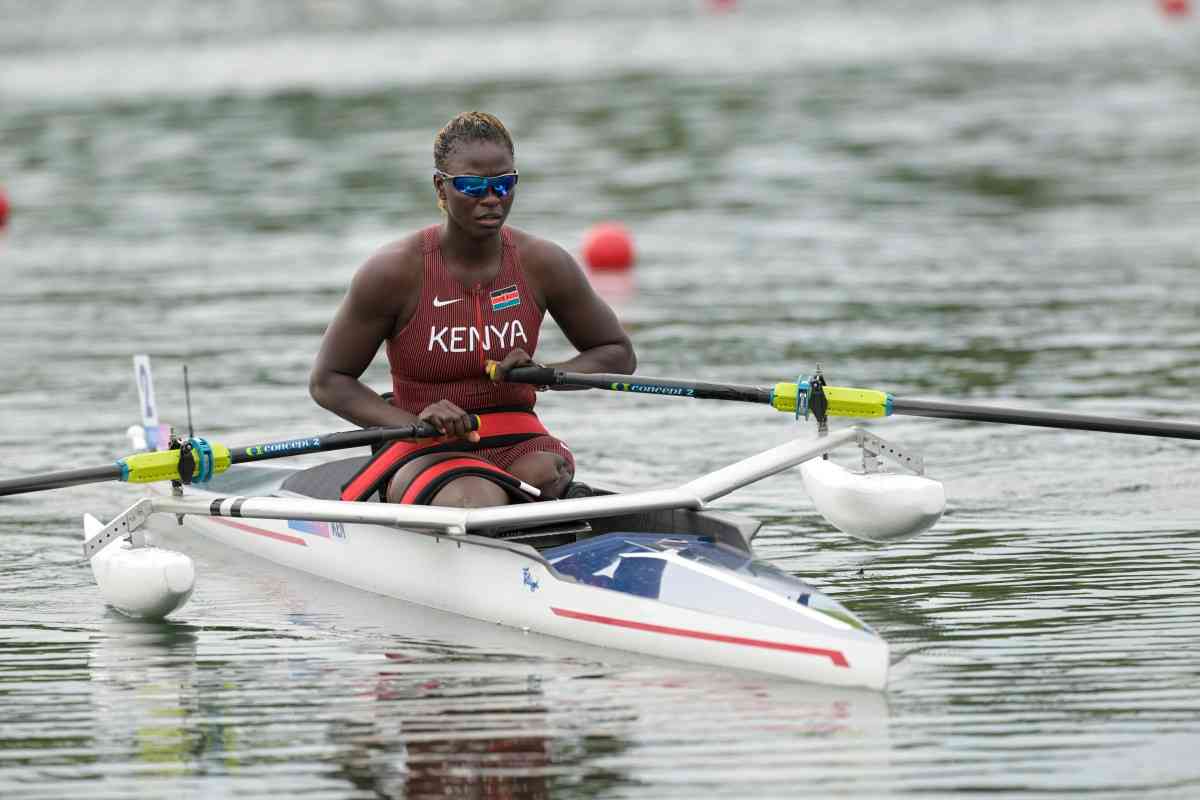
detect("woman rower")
[310,111,635,507]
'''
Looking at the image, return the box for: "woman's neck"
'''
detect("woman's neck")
[439,222,503,286]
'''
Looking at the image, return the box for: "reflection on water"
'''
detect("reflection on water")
[89,618,203,778]
[76,580,891,799]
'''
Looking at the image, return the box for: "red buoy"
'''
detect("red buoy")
[1160,0,1191,17]
[0,187,9,228]
[582,222,635,271]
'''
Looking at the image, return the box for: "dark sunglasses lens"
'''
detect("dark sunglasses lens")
[452,176,489,197]
[492,174,517,197]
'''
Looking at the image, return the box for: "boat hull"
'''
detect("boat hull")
[144,479,889,690]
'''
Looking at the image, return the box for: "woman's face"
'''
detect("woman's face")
[435,138,516,238]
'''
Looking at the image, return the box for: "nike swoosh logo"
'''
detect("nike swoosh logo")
[432,297,462,308]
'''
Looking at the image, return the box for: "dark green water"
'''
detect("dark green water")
[2,1,1199,797]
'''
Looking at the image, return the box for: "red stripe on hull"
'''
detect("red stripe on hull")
[551,607,850,668]
[212,517,308,547]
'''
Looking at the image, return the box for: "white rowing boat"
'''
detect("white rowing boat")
[81,421,944,691]
[16,358,1191,691]
[66,358,955,691]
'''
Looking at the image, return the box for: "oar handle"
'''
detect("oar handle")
[504,365,560,387]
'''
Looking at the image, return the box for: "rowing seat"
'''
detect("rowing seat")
[280,456,369,500]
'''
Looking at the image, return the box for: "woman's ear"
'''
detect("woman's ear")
[433,174,446,211]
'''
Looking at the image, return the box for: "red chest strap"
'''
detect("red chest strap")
[339,411,549,501]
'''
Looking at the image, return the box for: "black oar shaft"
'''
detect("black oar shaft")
[0,465,124,496]
[228,423,443,465]
[892,398,1200,440]
[508,366,1200,442]
[506,367,773,404]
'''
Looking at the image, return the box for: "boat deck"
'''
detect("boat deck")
[197,458,761,554]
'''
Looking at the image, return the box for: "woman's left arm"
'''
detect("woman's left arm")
[537,241,636,374]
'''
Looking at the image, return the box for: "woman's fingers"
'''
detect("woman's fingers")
[419,401,479,441]
[486,349,536,382]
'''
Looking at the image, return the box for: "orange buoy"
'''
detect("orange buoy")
[582,222,635,271]
[1160,0,1191,17]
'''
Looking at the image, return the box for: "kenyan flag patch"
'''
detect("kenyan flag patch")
[490,284,520,312]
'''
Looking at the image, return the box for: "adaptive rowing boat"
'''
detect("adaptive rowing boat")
[64,358,951,691]
[102,429,900,690]
[8,357,1197,691]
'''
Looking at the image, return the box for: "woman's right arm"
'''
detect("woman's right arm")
[309,247,421,429]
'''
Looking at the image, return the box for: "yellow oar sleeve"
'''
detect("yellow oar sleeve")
[823,386,892,418]
[770,383,892,418]
[770,382,802,413]
[117,442,232,484]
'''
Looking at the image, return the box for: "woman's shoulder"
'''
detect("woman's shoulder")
[504,225,591,310]
[373,228,430,265]
[505,226,573,271]
[352,229,427,294]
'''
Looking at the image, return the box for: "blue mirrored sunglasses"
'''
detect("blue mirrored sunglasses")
[436,170,519,198]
